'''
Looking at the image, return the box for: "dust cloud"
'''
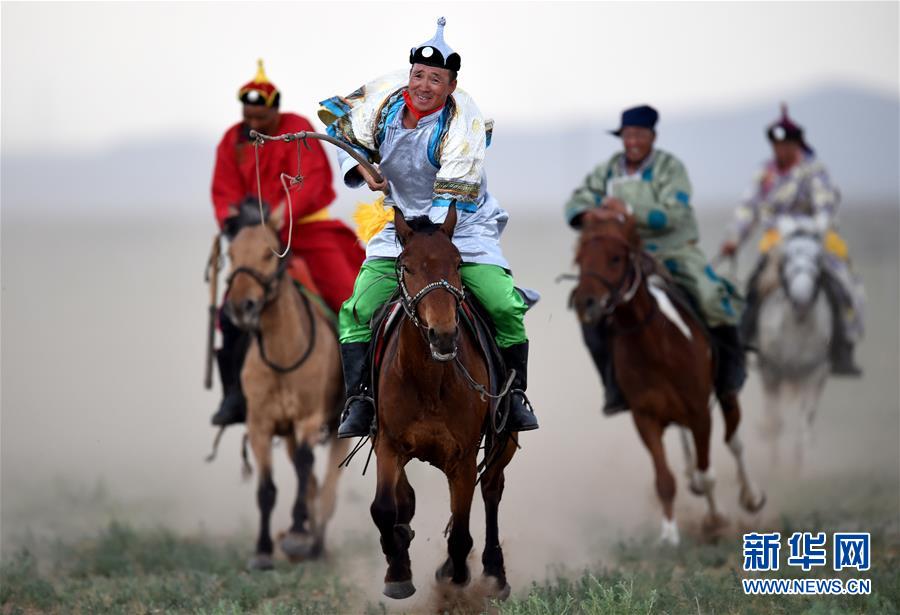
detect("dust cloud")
[2,209,897,611]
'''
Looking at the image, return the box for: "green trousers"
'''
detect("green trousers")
[338,258,528,348]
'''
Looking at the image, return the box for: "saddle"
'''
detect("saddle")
[366,291,509,432]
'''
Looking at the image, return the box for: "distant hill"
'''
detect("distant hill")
[2,83,897,219]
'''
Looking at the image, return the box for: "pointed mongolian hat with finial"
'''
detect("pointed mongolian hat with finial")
[238,59,280,107]
[410,17,461,72]
[767,103,812,153]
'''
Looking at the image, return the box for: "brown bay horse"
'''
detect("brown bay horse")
[369,204,517,600]
[224,212,349,569]
[572,207,765,545]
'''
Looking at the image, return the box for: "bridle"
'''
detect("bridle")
[225,255,317,374]
[575,233,644,318]
[396,260,466,334]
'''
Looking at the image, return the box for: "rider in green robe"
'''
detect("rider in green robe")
[564,105,744,413]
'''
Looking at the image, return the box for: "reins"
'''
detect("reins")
[224,256,318,374]
[248,129,385,259]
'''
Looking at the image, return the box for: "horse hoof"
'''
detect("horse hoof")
[435,559,470,586]
[483,577,511,601]
[741,488,767,513]
[280,531,319,561]
[688,480,706,497]
[383,580,416,600]
[246,553,274,571]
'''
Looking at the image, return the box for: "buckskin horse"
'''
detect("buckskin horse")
[224,209,349,569]
[572,206,765,545]
[366,204,517,599]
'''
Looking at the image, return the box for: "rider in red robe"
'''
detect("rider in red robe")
[210,60,364,426]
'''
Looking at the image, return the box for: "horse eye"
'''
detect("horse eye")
[264,252,275,261]
[610,255,622,264]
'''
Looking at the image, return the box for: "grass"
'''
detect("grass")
[1,522,357,614]
[2,476,897,614]
[499,481,900,615]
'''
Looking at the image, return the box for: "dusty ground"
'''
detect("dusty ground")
[2,207,898,612]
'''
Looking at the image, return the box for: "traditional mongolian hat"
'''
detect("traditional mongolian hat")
[409,17,461,72]
[610,105,659,136]
[766,103,812,153]
[237,59,280,107]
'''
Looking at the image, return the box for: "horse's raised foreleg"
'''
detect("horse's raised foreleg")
[279,429,321,561]
[437,460,476,587]
[632,412,679,546]
[688,409,727,535]
[248,426,277,570]
[719,392,766,514]
[479,437,516,600]
[371,445,415,599]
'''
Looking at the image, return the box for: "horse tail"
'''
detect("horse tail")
[317,434,350,528]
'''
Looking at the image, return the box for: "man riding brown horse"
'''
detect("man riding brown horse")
[210,60,364,427]
[565,105,746,413]
[319,18,539,438]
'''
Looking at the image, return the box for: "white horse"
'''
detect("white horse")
[754,216,832,468]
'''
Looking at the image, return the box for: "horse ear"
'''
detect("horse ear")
[267,203,285,232]
[440,201,458,238]
[393,206,412,245]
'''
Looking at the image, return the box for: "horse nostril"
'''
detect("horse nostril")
[427,328,439,344]
[242,298,258,313]
[585,296,596,310]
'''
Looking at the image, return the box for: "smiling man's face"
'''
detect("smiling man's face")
[620,126,655,167]
[407,63,457,112]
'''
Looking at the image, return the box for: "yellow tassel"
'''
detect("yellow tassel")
[758,228,781,253]
[824,230,849,260]
[352,196,394,243]
[254,58,269,84]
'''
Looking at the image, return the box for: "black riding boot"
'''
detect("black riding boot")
[499,342,539,432]
[580,323,628,415]
[822,276,863,377]
[740,259,766,352]
[710,325,747,397]
[211,314,249,426]
[337,342,376,438]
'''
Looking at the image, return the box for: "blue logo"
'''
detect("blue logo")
[787,532,828,571]
[834,533,871,571]
[743,532,781,571]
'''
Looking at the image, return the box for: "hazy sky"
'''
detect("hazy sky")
[1,1,897,154]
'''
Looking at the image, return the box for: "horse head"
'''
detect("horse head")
[572,206,642,324]
[775,216,824,316]
[223,205,287,331]
[394,203,464,361]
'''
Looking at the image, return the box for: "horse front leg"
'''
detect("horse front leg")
[719,392,766,514]
[436,460,476,587]
[247,425,277,570]
[687,408,729,537]
[632,412,679,546]
[371,444,415,599]
[480,437,516,600]
[280,427,320,561]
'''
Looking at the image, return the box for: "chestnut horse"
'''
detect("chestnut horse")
[224,212,349,569]
[572,207,765,545]
[369,204,517,600]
